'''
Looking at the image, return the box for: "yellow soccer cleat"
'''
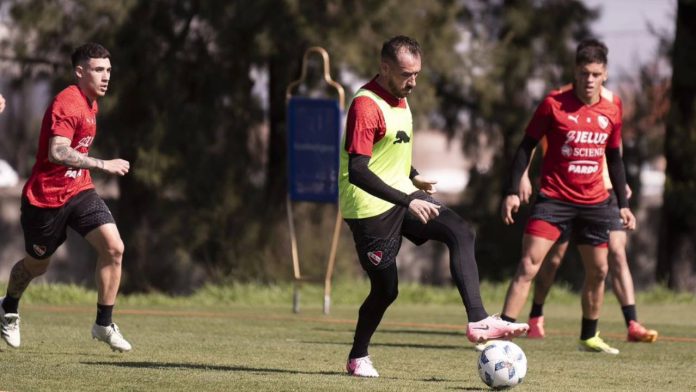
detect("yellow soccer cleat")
[578,332,619,355]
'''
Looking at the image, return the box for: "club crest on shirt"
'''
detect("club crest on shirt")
[561,144,572,158]
[597,115,609,129]
[32,244,47,257]
[367,251,383,265]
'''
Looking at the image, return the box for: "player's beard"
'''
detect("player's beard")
[388,79,412,98]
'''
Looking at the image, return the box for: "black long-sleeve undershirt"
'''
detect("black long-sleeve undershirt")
[605,147,629,208]
[348,154,414,207]
[503,135,539,196]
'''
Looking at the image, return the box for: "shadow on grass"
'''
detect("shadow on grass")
[80,361,471,384]
[81,361,343,376]
[379,329,464,337]
[312,327,464,337]
[302,340,461,350]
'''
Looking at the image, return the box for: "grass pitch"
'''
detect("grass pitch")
[0,283,694,391]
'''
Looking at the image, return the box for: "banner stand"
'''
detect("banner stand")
[285,47,345,314]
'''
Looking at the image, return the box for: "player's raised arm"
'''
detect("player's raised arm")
[48,136,130,176]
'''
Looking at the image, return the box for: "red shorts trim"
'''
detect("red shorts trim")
[525,219,609,248]
[524,219,561,241]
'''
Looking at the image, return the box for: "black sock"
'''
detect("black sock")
[96,304,114,327]
[501,314,516,323]
[580,318,598,340]
[621,305,637,327]
[529,302,544,318]
[2,295,20,314]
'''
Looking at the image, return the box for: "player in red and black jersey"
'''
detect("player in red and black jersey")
[518,103,658,343]
[500,39,634,354]
[0,43,132,352]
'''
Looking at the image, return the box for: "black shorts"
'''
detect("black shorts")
[555,192,624,243]
[345,191,443,271]
[21,189,115,259]
[526,193,614,246]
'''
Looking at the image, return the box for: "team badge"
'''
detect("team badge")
[32,244,47,257]
[597,115,609,129]
[367,251,383,266]
[561,144,572,158]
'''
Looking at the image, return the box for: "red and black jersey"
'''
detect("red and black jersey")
[23,85,98,208]
[526,85,622,205]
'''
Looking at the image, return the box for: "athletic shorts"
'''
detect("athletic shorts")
[525,193,614,246]
[21,188,115,259]
[345,191,443,272]
[555,192,624,244]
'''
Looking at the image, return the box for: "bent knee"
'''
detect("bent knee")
[587,265,609,282]
[101,239,125,261]
[384,287,399,304]
[516,257,542,280]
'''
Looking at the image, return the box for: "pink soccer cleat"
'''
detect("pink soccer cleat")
[627,320,658,343]
[526,316,545,339]
[466,315,529,343]
[346,355,379,378]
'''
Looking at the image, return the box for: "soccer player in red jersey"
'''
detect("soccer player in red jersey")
[499,39,635,354]
[519,127,658,343]
[341,36,528,377]
[0,43,132,352]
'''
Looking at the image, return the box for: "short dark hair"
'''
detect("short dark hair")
[576,39,608,66]
[381,35,422,63]
[71,43,111,68]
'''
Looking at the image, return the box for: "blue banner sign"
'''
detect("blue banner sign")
[287,97,341,203]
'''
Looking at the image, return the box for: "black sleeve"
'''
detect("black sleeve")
[409,166,419,180]
[606,147,629,208]
[348,154,413,207]
[503,135,539,196]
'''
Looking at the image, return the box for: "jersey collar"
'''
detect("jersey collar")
[363,75,407,108]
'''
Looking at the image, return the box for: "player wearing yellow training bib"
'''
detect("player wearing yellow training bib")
[340,36,528,379]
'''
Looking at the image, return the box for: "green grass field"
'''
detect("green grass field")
[0,283,695,391]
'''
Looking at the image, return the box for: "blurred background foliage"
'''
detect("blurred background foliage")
[0,0,693,294]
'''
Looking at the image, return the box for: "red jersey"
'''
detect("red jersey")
[22,85,98,208]
[525,85,622,204]
[344,76,407,155]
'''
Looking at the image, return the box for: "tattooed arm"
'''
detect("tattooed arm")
[48,136,130,176]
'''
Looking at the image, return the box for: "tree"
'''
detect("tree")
[657,0,696,291]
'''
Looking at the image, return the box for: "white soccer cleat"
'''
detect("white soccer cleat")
[0,297,20,348]
[346,355,379,378]
[91,323,132,352]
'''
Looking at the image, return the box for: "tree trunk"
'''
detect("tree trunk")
[657,0,696,291]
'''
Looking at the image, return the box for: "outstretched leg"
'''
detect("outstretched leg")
[402,207,528,342]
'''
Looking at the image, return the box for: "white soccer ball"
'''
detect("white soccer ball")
[477,340,527,389]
